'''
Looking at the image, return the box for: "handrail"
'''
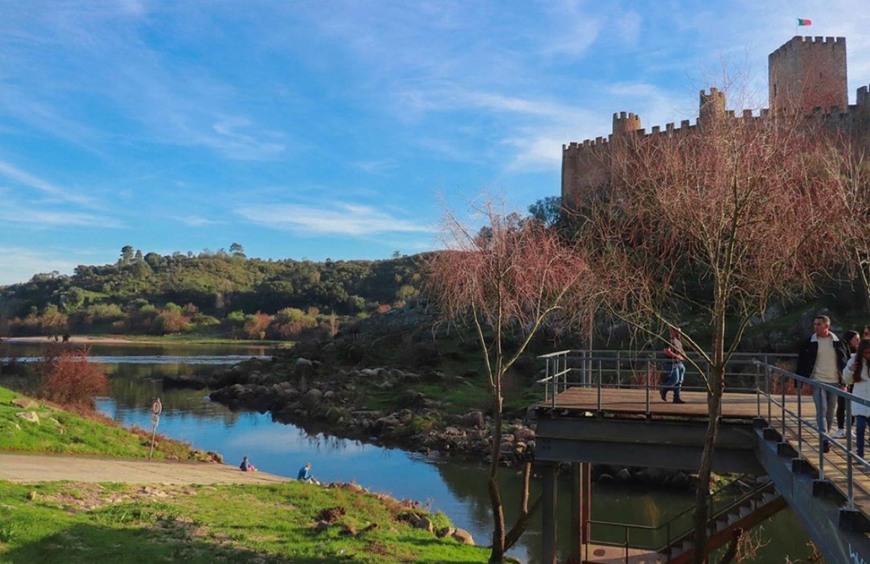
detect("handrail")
[586,474,775,558]
[536,348,870,554]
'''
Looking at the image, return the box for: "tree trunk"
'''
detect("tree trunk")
[488,381,506,562]
[692,313,726,564]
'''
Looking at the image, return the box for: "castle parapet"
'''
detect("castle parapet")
[612,111,642,136]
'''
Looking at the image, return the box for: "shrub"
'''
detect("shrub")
[37,344,108,409]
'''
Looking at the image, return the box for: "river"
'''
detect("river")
[2,341,813,562]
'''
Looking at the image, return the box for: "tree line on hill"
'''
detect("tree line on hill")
[0,244,427,339]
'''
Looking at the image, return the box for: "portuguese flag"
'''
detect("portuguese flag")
[797,18,812,26]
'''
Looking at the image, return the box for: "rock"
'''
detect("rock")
[616,468,632,482]
[451,528,475,545]
[301,388,323,408]
[436,527,455,538]
[597,473,615,485]
[11,398,38,409]
[16,411,39,423]
[313,520,330,533]
[315,506,346,523]
[338,523,357,536]
[414,516,434,532]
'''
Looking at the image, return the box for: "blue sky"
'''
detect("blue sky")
[1,1,869,286]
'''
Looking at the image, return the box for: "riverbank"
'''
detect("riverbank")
[199,356,698,490]
[0,386,487,563]
[2,335,292,347]
[0,478,486,563]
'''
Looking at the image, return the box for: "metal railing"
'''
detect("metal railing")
[537,349,870,536]
[585,474,775,560]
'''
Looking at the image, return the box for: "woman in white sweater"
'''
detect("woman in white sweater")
[842,339,870,460]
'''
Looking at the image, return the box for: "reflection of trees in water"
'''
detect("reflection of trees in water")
[287,421,367,453]
[107,363,240,424]
[432,460,696,561]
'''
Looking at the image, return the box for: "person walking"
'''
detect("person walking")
[660,326,686,404]
[796,315,851,452]
[834,330,860,438]
[842,338,870,460]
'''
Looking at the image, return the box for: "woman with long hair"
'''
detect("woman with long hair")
[834,330,860,438]
[843,338,870,460]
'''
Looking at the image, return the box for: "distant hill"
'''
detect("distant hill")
[0,247,431,338]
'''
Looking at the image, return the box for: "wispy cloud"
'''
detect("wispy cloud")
[169,215,223,227]
[0,160,97,207]
[237,202,436,236]
[0,205,123,229]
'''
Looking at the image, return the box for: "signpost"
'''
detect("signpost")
[149,398,162,459]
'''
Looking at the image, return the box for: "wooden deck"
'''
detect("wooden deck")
[539,385,870,529]
[538,386,776,420]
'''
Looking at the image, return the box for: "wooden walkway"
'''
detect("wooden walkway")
[541,385,870,523]
[540,386,767,419]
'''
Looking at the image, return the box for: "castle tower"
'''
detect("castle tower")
[611,111,642,139]
[769,36,847,115]
[699,88,726,125]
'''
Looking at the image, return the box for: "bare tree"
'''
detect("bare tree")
[576,101,864,562]
[425,200,597,562]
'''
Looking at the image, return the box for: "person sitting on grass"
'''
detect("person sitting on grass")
[239,456,257,472]
[297,462,316,483]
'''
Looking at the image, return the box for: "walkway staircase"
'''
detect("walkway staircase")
[660,479,786,563]
[585,475,786,563]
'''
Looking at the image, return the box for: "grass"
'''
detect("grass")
[0,481,488,563]
[0,386,208,461]
[0,385,488,562]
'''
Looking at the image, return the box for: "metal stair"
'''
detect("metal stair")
[661,478,786,563]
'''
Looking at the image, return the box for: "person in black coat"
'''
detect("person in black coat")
[796,315,851,452]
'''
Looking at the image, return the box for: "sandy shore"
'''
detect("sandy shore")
[2,335,153,345]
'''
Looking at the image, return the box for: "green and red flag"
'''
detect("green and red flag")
[797,18,812,26]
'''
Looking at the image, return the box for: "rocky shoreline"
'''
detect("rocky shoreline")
[167,355,697,490]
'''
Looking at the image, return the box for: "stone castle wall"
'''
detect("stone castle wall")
[562,36,870,209]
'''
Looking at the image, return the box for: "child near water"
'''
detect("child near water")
[239,456,257,472]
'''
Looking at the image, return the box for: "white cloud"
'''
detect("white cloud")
[236,202,436,236]
[170,215,223,227]
[0,160,97,207]
[0,206,123,228]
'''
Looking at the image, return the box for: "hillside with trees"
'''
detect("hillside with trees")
[0,244,427,339]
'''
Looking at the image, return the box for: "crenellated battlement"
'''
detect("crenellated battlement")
[562,36,869,210]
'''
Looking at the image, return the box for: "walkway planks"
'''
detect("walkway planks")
[540,386,776,420]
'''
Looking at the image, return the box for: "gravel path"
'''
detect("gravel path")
[0,453,290,484]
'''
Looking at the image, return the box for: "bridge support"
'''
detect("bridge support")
[541,462,558,564]
[569,462,592,562]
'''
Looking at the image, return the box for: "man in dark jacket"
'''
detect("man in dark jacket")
[796,315,851,452]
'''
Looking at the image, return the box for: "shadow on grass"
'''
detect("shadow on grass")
[2,522,343,564]
[391,533,490,563]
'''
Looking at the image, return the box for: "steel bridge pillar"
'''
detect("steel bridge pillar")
[541,461,558,563]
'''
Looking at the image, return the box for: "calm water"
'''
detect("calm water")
[3,341,813,562]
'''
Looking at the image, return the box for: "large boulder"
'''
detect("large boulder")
[451,528,475,545]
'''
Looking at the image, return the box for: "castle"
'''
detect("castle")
[561,36,870,210]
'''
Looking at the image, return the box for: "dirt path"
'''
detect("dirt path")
[0,453,290,484]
